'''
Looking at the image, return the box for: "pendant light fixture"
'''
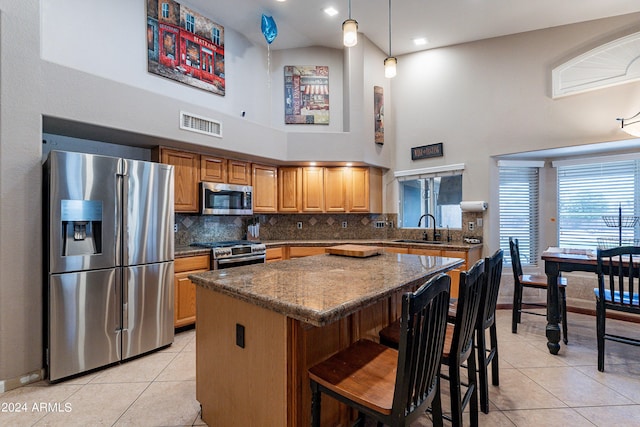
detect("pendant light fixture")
[342,0,358,47]
[384,0,397,78]
[617,112,640,137]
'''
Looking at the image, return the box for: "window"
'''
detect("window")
[398,174,462,229]
[161,3,169,19]
[185,14,195,33]
[556,158,640,249]
[212,27,221,46]
[499,164,540,266]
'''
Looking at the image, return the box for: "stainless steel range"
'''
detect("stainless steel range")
[191,240,266,269]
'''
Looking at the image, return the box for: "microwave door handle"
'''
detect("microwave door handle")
[217,254,265,265]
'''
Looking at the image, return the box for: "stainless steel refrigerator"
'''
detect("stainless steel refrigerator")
[44,150,175,382]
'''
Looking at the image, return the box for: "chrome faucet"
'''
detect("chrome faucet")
[417,213,440,241]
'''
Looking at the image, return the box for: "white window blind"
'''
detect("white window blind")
[499,167,539,266]
[557,160,639,249]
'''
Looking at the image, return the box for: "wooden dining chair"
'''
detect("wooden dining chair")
[595,246,640,372]
[509,237,568,343]
[475,249,503,414]
[308,273,451,427]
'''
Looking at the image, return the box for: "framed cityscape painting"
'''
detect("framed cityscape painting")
[284,66,329,124]
[146,0,225,96]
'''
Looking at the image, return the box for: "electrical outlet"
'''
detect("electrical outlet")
[342,221,348,228]
[468,221,475,231]
[297,222,303,229]
[174,224,178,233]
[374,221,386,228]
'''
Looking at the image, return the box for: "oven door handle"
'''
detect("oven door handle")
[216,254,266,265]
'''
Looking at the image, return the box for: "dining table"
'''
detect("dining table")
[541,247,597,354]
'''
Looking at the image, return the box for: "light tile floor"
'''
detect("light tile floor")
[1,310,639,426]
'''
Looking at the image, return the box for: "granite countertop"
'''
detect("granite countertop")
[175,239,482,257]
[189,251,463,327]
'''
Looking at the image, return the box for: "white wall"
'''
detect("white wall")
[391,13,640,250]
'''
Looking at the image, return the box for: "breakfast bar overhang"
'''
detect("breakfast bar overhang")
[190,251,464,426]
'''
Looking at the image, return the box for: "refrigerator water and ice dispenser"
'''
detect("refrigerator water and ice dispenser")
[61,199,103,256]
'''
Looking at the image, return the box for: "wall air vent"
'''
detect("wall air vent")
[179,111,222,138]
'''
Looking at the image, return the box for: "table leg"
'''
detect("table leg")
[545,262,561,354]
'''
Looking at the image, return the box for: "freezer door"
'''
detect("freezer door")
[121,159,174,266]
[46,151,119,274]
[122,262,174,360]
[48,269,120,382]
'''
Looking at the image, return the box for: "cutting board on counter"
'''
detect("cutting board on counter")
[326,244,383,258]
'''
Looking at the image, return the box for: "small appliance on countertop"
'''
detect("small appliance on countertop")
[190,240,266,270]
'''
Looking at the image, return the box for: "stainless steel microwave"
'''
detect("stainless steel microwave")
[200,182,253,215]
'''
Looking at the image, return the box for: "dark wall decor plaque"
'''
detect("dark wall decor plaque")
[411,143,444,160]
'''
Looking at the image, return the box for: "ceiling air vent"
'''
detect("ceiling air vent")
[179,111,222,138]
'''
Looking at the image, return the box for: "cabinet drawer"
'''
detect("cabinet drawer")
[266,247,284,262]
[175,255,210,273]
[289,246,326,258]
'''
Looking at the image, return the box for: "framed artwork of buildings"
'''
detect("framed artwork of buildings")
[284,65,329,124]
[147,0,225,96]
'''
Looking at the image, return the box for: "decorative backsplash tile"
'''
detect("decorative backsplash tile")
[175,211,484,245]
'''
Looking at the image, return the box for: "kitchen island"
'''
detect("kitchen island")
[190,250,463,426]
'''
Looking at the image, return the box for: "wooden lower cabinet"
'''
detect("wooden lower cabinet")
[288,246,327,258]
[174,255,210,328]
[266,247,284,262]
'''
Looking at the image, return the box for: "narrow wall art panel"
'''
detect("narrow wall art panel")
[374,86,384,144]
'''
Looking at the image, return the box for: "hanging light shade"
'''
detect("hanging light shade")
[342,0,358,47]
[384,0,396,78]
[384,57,397,78]
[617,112,640,137]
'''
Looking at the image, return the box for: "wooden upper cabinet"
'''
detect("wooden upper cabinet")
[200,156,227,183]
[228,160,251,185]
[252,164,278,213]
[302,167,324,212]
[324,167,347,212]
[278,167,303,212]
[159,148,199,213]
[348,167,383,213]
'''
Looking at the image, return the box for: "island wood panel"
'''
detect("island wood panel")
[196,286,400,426]
[196,288,288,427]
[383,246,409,254]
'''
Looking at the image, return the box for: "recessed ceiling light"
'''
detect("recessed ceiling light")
[413,37,428,46]
[276,0,287,2]
[309,162,317,166]
[324,7,339,17]
[346,162,353,167]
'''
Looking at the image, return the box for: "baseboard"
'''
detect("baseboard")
[497,304,640,324]
[0,369,44,393]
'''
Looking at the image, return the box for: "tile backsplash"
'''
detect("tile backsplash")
[175,211,484,245]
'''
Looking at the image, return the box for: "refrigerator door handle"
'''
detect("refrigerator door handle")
[115,271,123,332]
[122,276,129,331]
[118,167,128,266]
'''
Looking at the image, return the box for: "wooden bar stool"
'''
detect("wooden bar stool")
[308,273,451,427]
[379,260,485,427]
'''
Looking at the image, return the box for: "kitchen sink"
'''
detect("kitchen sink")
[392,239,443,244]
